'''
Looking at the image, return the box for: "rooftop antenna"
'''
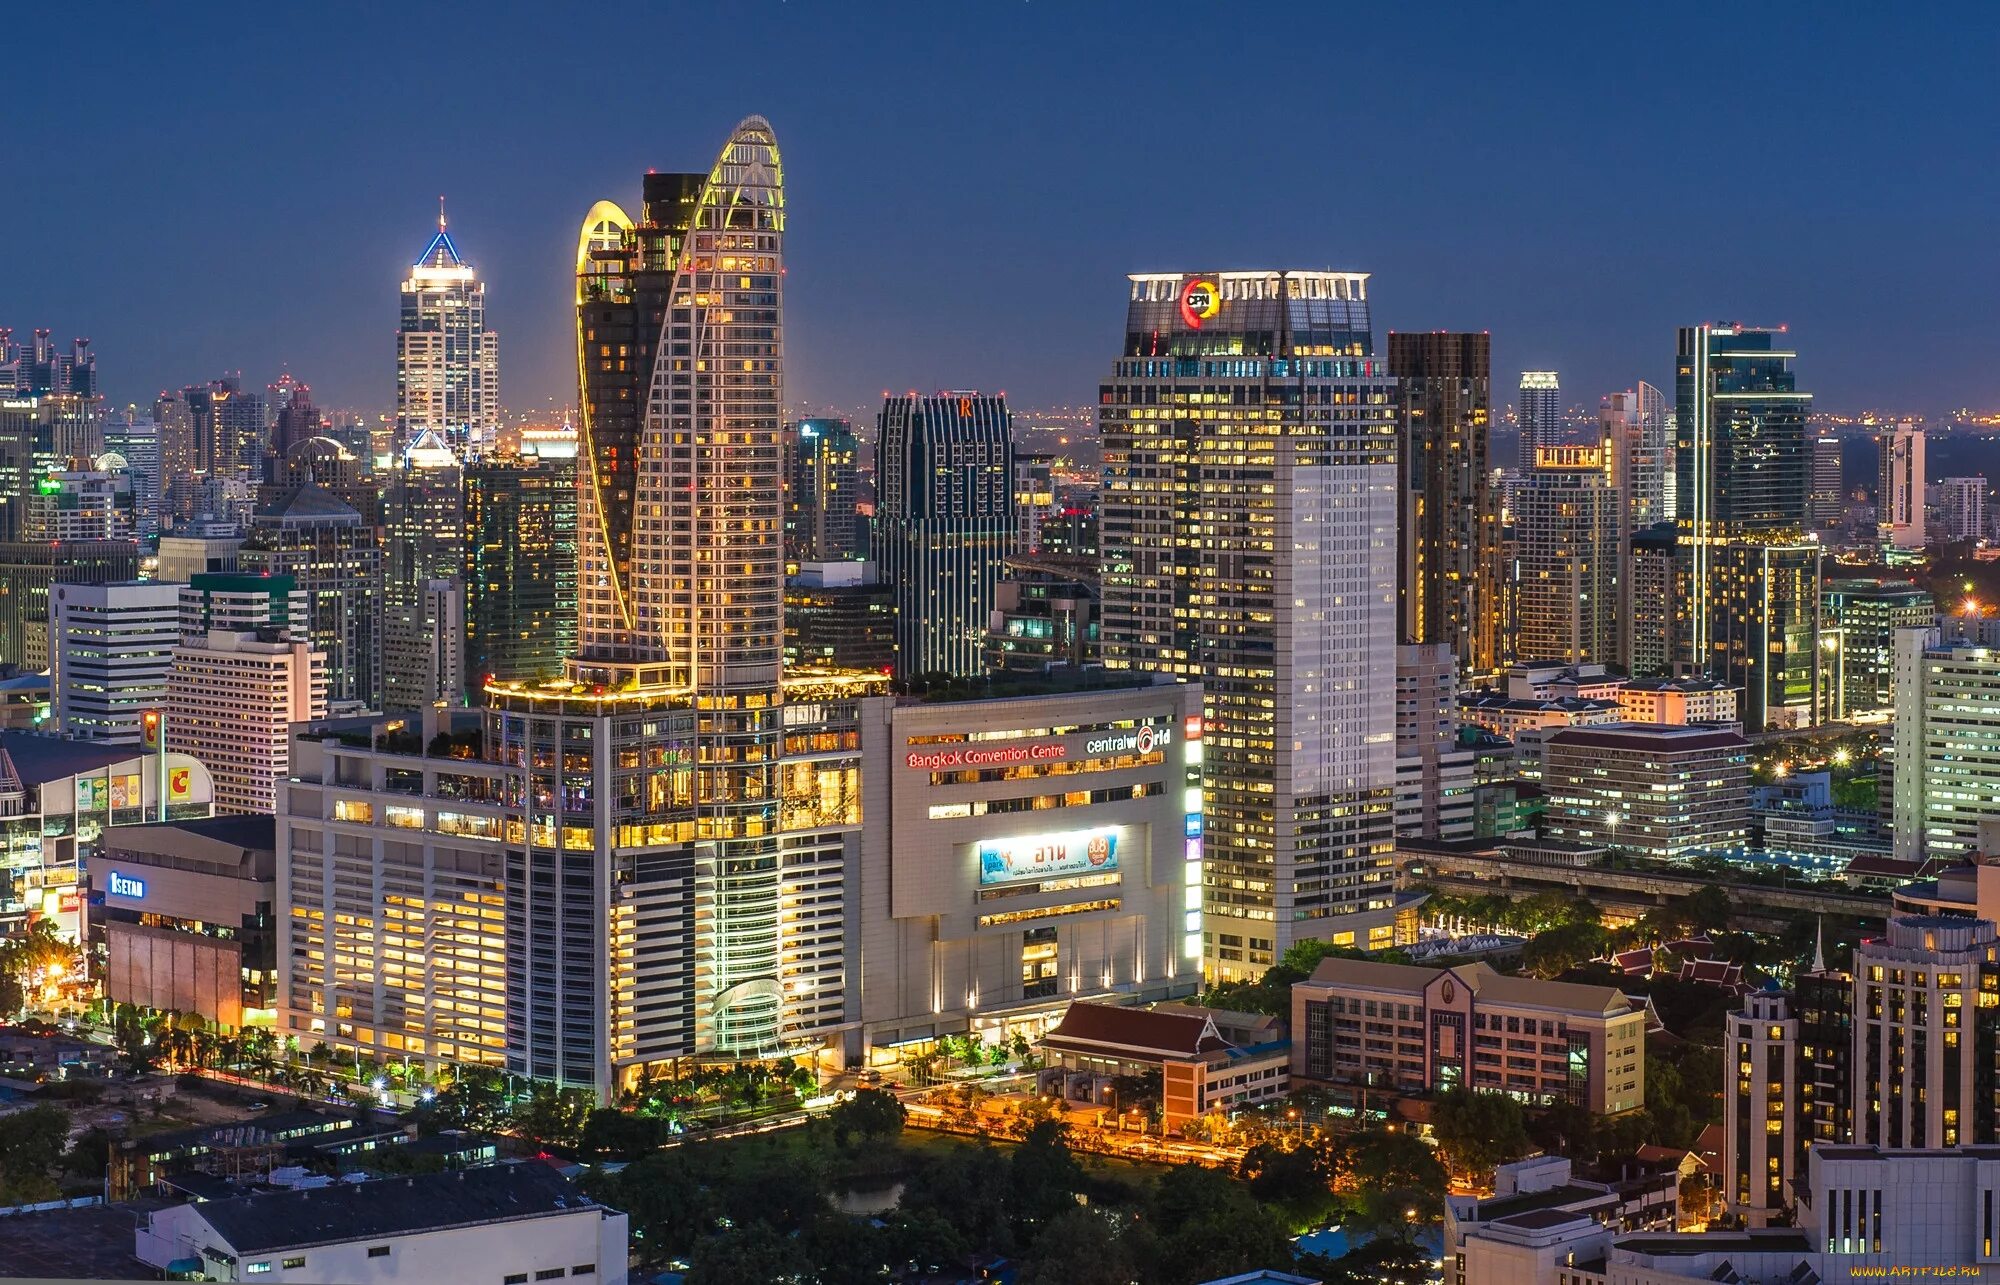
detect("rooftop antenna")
[438,195,447,232]
[1811,916,1826,974]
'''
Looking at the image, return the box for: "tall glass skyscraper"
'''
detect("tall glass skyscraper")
[1674,324,1820,729]
[397,211,499,456]
[782,417,862,564]
[1100,271,1406,981]
[1389,332,1499,678]
[1518,370,1562,456]
[877,393,1014,680]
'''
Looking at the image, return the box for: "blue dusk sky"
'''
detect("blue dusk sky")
[8,2,2000,420]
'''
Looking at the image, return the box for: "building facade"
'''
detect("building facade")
[168,627,327,816]
[877,392,1015,680]
[1541,723,1750,861]
[1389,332,1499,677]
[1893,623,2000,862]
[1099,270,1403,979]
[1514,444,1621,666]
[1878,420,1925,550]
[783,417,861,564]
[1824,578,1933,718]
[1292,955,1646,1114]
[396,213,499,455]
[464,444,578,696]
[1517,371,1561,455]
[50,581,180,743]
[1938,476,1988,544]
[381,431,466,708]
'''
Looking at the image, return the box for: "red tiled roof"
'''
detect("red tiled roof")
[1696,1124,1726,1168]
[1040,1001,1231,1061]
[1844,855,1922,878]
[1612,948,1655,974]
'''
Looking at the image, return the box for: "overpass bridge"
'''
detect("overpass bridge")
[1397,848,1889,933]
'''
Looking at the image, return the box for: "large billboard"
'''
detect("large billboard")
[976,828,1120,887]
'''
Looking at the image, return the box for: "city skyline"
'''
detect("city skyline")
[12,4,2000,420]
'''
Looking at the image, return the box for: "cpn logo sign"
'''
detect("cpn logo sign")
[1179,278,1220,329]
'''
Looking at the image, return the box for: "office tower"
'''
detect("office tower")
[1892,621,2000,862]
[50,582,180,742]
[1723,989,1804,1226]
[270,381,323,460]
[381,431,466,708]
[1517,370,1561,455]
[0,541,140,671]
[153,390,199,525]
[168,625,326,817]
[877,392,1015,680]
[178,573,309,638]
[183,377,265,480]
[1390,332,1499,677]
[1603,382,1671,531]
[781,418,861,563]
[1542,723,1750,860]
[397,208,499,456]
[1850,915,1999,1148]
[1100,270,1403,978]
[986,553,1099,673]
[1810,430,1845,529]
[1393,643,1475,841]
[1823,578,1933,717]
[27,470,136,542]
[102,410,162,541]
[1514,444,1620,664]
[464,442,578,696]
[1939,477,1989,544]
[1675,324,1819,730]
[239,486,383,710]
[1878,420,1925,550]
[1012,452,1057,554]
[784,561,896,671]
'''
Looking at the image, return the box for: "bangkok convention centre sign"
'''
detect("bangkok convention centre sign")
[977,828,1120,887]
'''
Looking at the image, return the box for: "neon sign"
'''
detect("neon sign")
[906,742,1067,772]
[108,871,146,899]
[1179,278,1220,329]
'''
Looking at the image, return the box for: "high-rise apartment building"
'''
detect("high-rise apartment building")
[1851,915,2000,1149]
[1626,523,1679,677]
[1517,370,1561,456]
[102,410,162,541]
[1389,332,1498,677]
[1893,621,2000,862]
[1514,444,1621,665]
[1938,477,1989,544]
[239,486,383,711]
[1012,452,1057,554]
[877,393,1014,679]
[381,431,466,708]
[50,582,180,743]
[183,377,265,480]
[168,626,326,816]
[153,390,199,525]
[1393,643,1475,841]
[396,210,499,456]
[464,442,578,696]
[1099,270,1402,978]
[1823,578,1933,717]
[1603,382,1671,531]
[269,381,324,461]
[1723,988,1804,1226]
[781,418,860,563]
[1675,324,1820,730]
[1809,430,1845,529]
[1878,420,1925,550]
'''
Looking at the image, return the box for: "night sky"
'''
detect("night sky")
[11,3,2000,420]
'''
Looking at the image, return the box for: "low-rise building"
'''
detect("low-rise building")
[1456,692,1622,741]
[853,676,1205,1067]
[1541,723,1750,862]
[1291,956,1645,1114]
[1614,676,1739,728]
[1037,1000,1289,1128]
[90,815,277,1030]
[1445,1156,1675,1285]
[133,1164,628,1285]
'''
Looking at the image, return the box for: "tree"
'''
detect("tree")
[686,1222,807,1284]
[798,1212,892,1285]
[1020,1209,1137,1285]
[578,1107,670,1161]
[1430,1088,1534,1183]
[1009,1120,1086,1235]
[1303,1236,1436,1285]
[1138,1165,1294,1285]
[829,1087,905,1146]
[585,1150,717,1266]
[885,1209,971,1277]
[901,1142,1016,1257]
[1237,1140,1340,1231]
[0,1104,69,1204]
[514,1084,592,1148]
[1343,1129,1447,1234]
[1522,921,1610,978]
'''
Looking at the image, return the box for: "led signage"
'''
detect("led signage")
[977,828,1119,886]
[1179,278,1220,329]
[906,742,1067,771]
[108,871,146,899]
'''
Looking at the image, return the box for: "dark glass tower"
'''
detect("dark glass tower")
[782,417,861,563]
[1674,324,1819,729]
[464,446,578,695]
[1389,332,1498,677]
[876,392,1014,680]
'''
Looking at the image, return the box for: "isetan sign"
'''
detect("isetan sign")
[906,742,1067,771]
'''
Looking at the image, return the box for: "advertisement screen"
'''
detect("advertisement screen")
[977,828,1119,886]
[109,774,140,810]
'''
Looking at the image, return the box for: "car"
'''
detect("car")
[246,1100,269,1113]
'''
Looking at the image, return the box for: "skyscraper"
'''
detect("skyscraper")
[396,208,499,456]
[1892,620,2000,863]
[1878,419,1925,550]
[1389,332,1499,677]
[1517,370,1561,456]
[877,392,1015,680]
[1809,430,1844,530]
[1515,444,1621,664]
[1100,271,1404,979]
[464,440,577,696]
[183,377,264,481]
[1938,477,1988,543]
[102,409,162,541]
[1675,324,1820,730]
[239,486,383,710]
[1603,381,1671,531]
[381,430,466,708]
[153,390,199,526]
[50,581,180,743]
[781,417,861,563]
